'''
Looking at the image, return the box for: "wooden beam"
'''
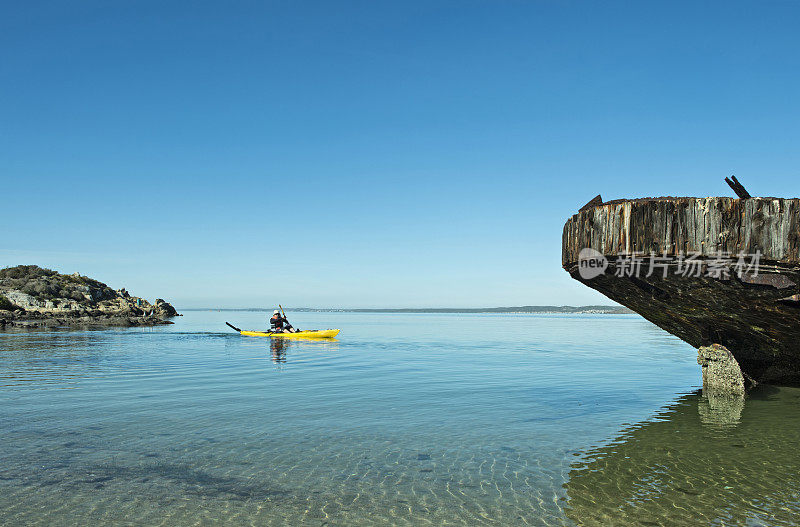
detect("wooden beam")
[725,176,752,199]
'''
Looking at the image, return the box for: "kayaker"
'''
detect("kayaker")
[269,309,298,333]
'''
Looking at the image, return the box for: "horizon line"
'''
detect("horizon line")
[180,305,629,313]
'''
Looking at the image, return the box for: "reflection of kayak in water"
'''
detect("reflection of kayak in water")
[226,322,339,339]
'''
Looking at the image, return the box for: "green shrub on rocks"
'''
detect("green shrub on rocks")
[0,265,57,281]
[0,294,18,311]
[0,265,116,304]
[21,281,59,299]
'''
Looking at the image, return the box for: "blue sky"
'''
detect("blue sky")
[3,1,800,308]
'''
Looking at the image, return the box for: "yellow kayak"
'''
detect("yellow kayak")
[226,322,339,339]
[241,329,340,339]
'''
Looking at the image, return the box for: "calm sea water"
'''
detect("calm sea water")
[1,311,798,526]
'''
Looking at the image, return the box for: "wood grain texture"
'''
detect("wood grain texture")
[563,197,800,385]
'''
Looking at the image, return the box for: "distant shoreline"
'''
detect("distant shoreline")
[185,306,633,315]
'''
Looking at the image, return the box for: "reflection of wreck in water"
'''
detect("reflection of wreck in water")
[563,191,800,386]
[565,387,800,526]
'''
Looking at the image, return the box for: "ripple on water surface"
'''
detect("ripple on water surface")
[1,311,797,525]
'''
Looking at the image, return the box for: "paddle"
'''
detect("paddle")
[279,304,298,333]
[226,321,277,336]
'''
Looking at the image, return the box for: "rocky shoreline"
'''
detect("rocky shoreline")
[0,265,179,329]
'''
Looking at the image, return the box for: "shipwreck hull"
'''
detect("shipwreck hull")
[562,197,800,386]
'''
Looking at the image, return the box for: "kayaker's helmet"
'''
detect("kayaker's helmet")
[273,310,280,315]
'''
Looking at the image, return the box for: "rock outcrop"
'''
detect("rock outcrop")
[0,265,179,329]
[562,196,800,386]
[154,298,179,318]
[697,344,748,395]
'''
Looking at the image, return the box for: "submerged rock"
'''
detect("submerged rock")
[565,388,800,525]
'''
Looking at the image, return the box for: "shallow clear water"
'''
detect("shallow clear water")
[1,311,797,525]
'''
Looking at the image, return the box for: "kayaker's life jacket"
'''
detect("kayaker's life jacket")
[270,314,284,329]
